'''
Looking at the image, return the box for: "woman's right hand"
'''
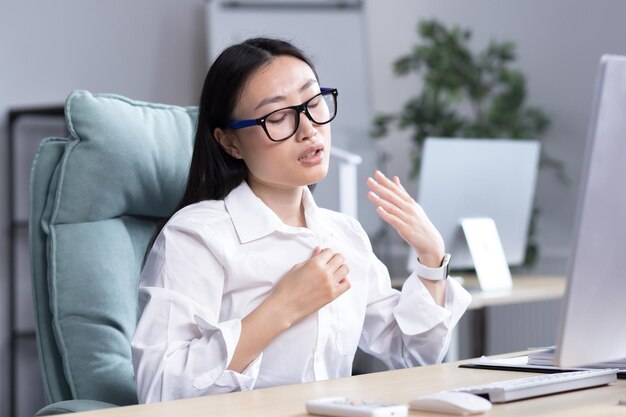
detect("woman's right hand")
[270,247,351,327]
[228,247,350,373]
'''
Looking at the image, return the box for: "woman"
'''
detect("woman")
[131,37,471,403]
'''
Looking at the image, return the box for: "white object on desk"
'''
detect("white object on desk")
[306,397,408,417]
[461,217,512,291]
[453,369,618,403]
[409,391,492,415]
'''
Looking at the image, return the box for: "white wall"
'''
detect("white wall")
[1,1,626,414]
[0,2,207,415]
[365,0,626,268]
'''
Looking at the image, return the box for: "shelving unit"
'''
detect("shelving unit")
[7,106,65,417]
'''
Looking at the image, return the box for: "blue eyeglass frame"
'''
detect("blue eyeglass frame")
[227,87,338,142]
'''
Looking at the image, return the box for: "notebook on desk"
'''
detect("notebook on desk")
[528,347,626,371]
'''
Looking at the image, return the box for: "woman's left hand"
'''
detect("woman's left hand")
[366,170,445,268]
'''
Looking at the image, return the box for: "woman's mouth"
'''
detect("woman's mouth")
[298,144,325,165]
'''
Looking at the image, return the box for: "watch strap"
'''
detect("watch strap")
[414,253,451,281]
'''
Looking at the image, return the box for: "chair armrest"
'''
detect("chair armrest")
[36,399,118,415]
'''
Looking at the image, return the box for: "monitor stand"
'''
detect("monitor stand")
[461,217,513,291]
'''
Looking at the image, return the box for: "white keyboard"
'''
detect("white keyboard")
[453,369,619,403]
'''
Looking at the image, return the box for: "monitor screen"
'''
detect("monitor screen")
[555,55,626,368]
[410,138,541,271]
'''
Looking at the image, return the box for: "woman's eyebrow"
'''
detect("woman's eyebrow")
[254,79,319,111]
[254,95,284,111]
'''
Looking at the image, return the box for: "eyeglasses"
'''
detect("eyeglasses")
[228,88,338,142]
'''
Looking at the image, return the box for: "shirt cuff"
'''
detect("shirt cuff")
[393,271,472,335]
[445,276,473,329]
[192,315,262,392]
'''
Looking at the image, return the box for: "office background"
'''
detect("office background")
[1,1,626,416]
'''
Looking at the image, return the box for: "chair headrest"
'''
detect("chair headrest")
[55,90,197,223]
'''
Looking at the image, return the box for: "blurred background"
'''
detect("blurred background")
[2,1,626,416]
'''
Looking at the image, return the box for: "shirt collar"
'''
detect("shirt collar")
[301,186,335,244]
[224,181,334,244]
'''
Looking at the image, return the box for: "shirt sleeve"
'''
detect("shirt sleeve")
[131,221,262,403]
[356,227,472,369]
[392,269,472,366]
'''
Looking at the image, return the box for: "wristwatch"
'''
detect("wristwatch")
[414,253,451,281]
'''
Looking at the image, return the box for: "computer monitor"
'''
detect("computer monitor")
[555,55,626,368]
[410,138,541,271]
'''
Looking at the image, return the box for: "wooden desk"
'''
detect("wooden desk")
[391,275,566,310]
[61,355,626,417]
[462,275,565,310]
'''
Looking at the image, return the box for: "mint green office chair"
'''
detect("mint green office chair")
[29,91,197,415]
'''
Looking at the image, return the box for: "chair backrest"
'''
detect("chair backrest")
[29,91,197,405]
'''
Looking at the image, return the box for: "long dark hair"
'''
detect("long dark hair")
[145,38,318,261]
[180,37,318,206]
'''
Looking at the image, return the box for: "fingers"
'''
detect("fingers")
[368,170,412,204]
[367,171,415,225]
[326,252,345,271]
[312,248,350,285]
[367,190,410,223]
[312,247,334,263]
[392,175,408,193]
[367,176,405,207]
[280,248,351,322]
[367,178,413,221]
[378,171,410,201]
[329,257,350,286]
[375,204,408,233]
[334,276,352,296]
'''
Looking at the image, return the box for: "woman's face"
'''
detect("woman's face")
[221,55,332,191]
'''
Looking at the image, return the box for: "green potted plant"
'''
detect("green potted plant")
[372,19,566,265]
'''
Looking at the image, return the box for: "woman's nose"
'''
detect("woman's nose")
[294,111,317,142]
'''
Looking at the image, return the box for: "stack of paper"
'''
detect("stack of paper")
[528,346,626,369]
[526,347,557,366]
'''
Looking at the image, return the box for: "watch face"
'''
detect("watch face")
[442,254,451,279]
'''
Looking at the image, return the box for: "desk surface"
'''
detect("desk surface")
[68,354,625,417]
[463,275,566,309]
[392,275,566,310]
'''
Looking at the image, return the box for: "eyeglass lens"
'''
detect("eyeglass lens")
[265,91,336,141]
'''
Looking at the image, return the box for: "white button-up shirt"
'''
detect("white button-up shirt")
[132,182,471,403]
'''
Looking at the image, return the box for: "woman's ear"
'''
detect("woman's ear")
[214,128,243,159]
